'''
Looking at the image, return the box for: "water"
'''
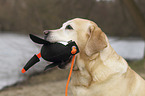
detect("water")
[0,33,144,90]
[0,33,47,90]
[109,37,144,60]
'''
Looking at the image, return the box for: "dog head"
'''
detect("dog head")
[44,18,107,57]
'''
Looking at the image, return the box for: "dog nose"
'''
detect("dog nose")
[43,30,50,35]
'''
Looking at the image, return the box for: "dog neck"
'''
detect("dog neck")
[71,43,128,87]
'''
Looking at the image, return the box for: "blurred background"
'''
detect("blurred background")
[0,0,145,96]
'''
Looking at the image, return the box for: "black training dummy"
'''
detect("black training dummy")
[21,34,79,73]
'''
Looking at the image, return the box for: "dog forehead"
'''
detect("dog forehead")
[61,18,97,32]
[63,19,91,26]
[62,20,71,26]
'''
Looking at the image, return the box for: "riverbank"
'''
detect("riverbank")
[0,33,144,95]
[0,33,144,90]
[0,69,73,96]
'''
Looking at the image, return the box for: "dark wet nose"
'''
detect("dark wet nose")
[43,30,50,35]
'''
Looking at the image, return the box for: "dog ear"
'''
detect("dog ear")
[85,26,107,56]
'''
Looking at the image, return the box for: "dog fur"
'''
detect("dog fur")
[45,18,145,96]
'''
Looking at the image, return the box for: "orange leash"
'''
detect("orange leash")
[65,46,77,96]
[65,55,75,96]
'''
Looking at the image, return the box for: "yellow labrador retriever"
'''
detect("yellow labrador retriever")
[44,18,145,96]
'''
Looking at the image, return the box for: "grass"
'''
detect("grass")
[128,59,145,79]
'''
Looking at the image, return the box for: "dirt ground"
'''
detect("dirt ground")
[0,69,73,96]
[0,59,144,96]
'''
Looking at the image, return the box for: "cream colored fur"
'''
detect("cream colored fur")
[46,18,145,96]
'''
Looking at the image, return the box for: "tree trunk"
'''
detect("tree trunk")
[122,0,145,40]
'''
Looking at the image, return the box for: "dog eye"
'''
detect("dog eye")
[66,25,73,30]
